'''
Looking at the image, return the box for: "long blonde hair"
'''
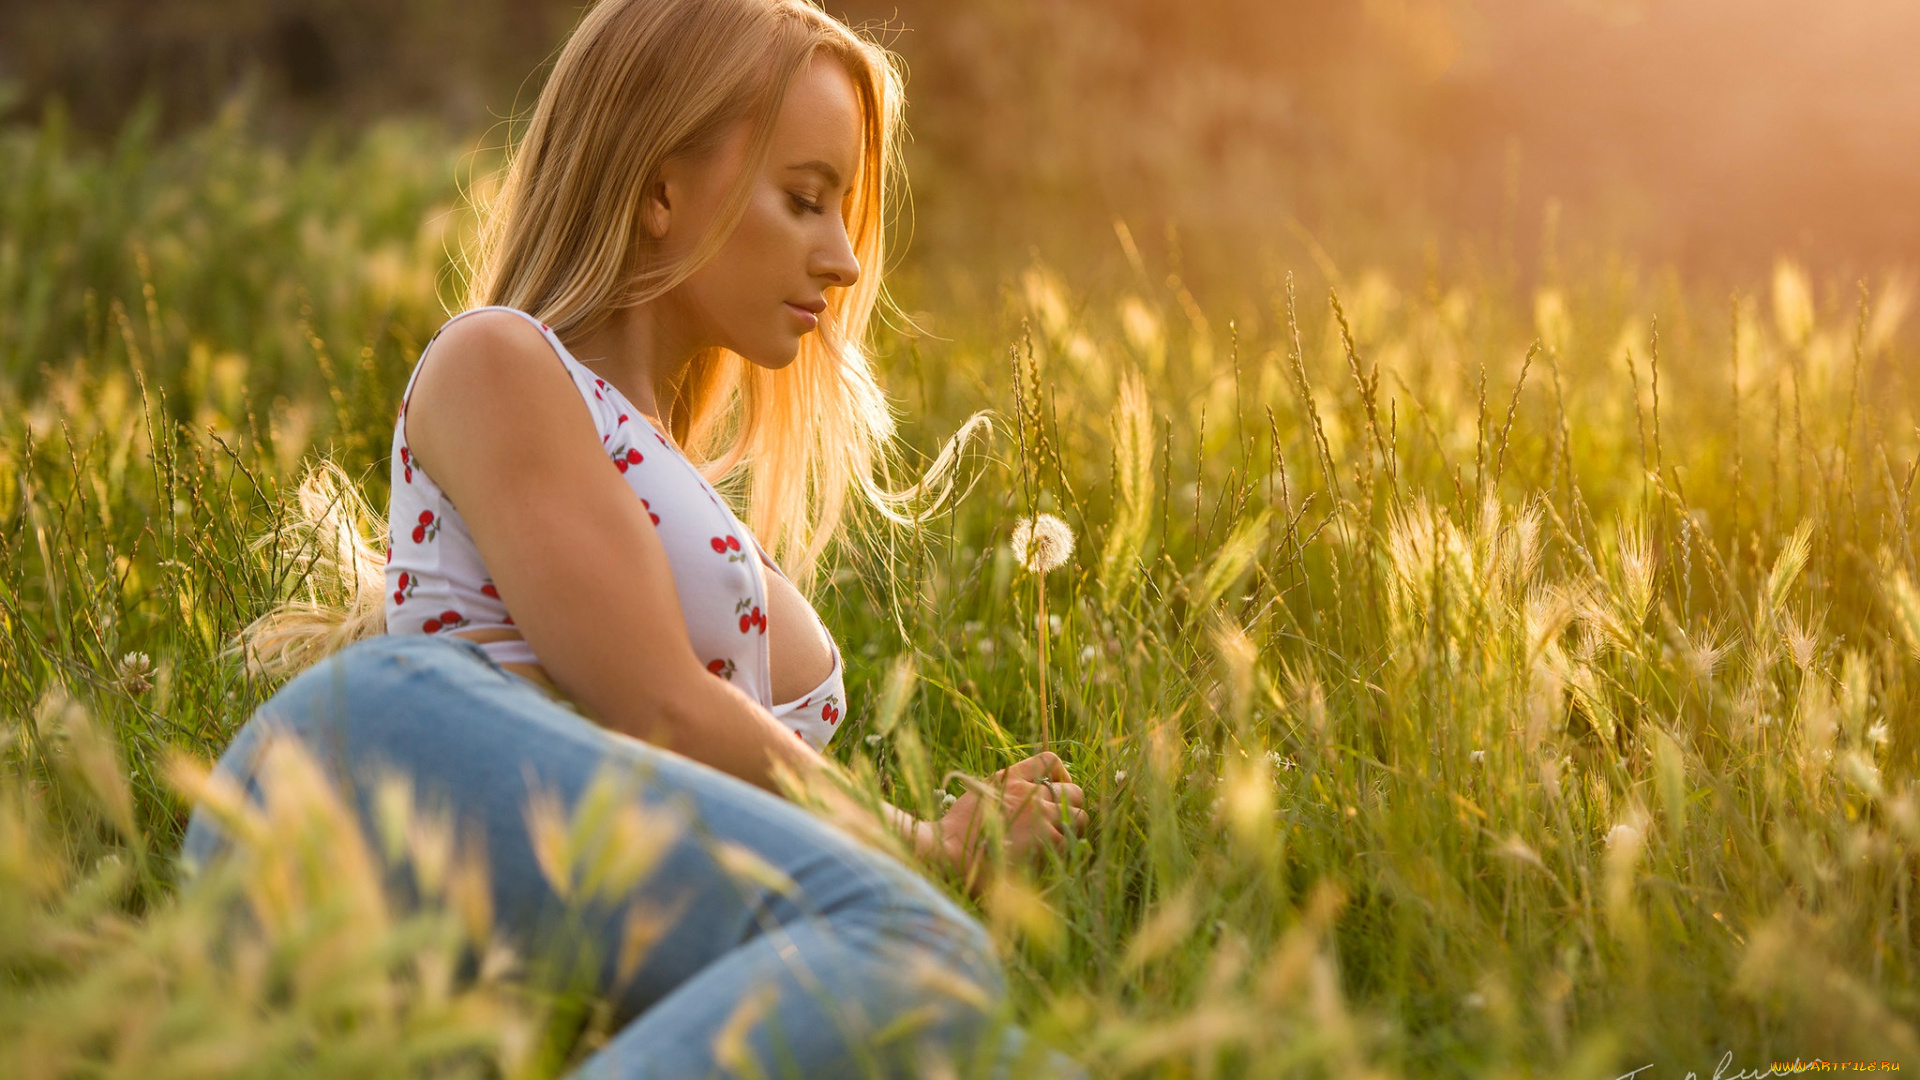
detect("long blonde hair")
[238,0,983,677]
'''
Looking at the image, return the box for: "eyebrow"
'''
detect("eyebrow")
[784,160,845,189]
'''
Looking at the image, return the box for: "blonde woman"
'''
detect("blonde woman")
[178,0,1089,1076]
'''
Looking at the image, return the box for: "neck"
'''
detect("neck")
[563,298,704,427]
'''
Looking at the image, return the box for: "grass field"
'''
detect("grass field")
[2,107,1917,1078]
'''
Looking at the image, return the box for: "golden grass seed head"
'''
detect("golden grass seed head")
[1773,258,1816,346]
[1534,288,1572,356]
[1615,525,1657,627]
[1680,620,1735,683]
[1765,520,1815,619]
[1781,611,1820,672]
[1021,263,1073,343]
[1884,571,1920,662]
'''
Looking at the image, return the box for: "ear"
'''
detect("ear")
[640,173,673,240]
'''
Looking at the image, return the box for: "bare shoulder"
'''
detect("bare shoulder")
[413,309,564,401]
[404,309,594,481]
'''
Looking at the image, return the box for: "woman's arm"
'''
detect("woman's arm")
[404,312,823,794]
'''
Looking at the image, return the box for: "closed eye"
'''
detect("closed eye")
[789,192,827,216]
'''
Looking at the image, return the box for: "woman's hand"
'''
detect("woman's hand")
[931,751,1088,898]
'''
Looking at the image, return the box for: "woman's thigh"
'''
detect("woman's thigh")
[180,634,1002,1023]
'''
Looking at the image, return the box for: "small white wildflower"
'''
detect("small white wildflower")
[1867,720,1890,746]
[1010,513,1075,574]
[977,638,995,656]
[118,652,154,696]
[1267,752,1298,772]
[1048,613,1063,635]
[1079,644,1098,663]
[1470,750,1486,765]
[963,620,983,636]
[1463,991,1487,1010]
[1113,770,1128,783]
[940,791,957,810]
[864,732,884,746]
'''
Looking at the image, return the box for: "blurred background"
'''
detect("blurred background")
[2,0,1915,291]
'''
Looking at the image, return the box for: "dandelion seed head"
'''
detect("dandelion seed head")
[1011,513,1075,574]
[1603,822,1643,849]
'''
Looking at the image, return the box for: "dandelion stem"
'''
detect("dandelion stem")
[1036,578,1051,752]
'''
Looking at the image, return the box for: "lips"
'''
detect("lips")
[785,301,820,329]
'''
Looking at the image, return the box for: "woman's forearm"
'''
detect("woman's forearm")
[556,664,946,866]
[634,671,827,794]
[882,801,940,862]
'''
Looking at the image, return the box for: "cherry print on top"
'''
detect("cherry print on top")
[384,306,849,750]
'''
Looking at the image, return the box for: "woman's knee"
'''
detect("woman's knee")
[847,863,1005,1000]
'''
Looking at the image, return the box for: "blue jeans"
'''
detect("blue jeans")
[180,634,1077,1079]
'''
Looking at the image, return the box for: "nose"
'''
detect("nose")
[812,218,860,290]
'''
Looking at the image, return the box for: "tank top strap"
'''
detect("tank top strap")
[401,306,577,408]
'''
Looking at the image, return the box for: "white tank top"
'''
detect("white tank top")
[382,306,849,750]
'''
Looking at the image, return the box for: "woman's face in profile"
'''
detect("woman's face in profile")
[652,51,864,369]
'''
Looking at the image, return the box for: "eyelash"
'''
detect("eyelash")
[790,193,827,216]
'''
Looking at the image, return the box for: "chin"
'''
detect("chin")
[737,338,804,371]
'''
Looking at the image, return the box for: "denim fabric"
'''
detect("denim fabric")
[180,634,1081,1080]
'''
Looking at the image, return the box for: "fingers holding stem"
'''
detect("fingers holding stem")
[934,756,1090,897]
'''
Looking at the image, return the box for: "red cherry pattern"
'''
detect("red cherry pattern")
[481,583,499,600]
[706,657,736,680]
[392,569,416,607]
[735,598,766,634]
[400,445,414,484]
[421,608,466,634]
[411,509,440,545]
[819,696,841,725]
[611,444,643,473]
[642,498,659,525]
[709,534,744,561]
